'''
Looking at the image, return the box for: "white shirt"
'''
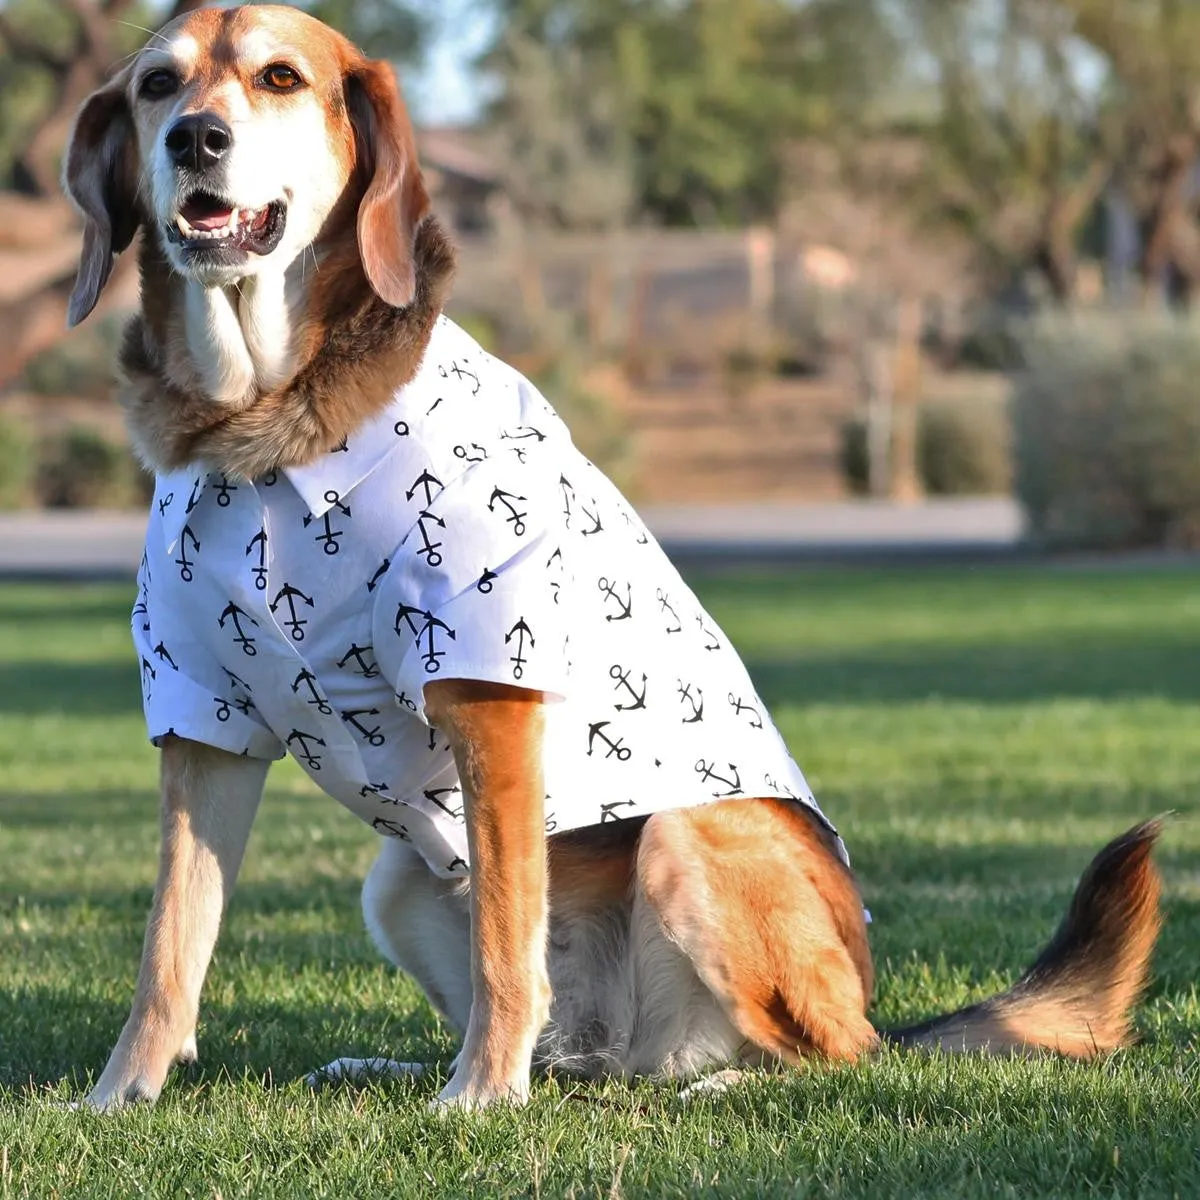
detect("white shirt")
[134,315,846,878]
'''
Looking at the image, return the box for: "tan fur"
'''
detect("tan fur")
[425,680,552,1107]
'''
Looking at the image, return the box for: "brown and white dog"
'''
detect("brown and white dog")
[62,5,1163,1111]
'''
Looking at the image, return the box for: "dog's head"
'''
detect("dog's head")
[63,4,429,326]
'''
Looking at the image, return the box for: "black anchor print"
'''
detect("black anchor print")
[656,589,682,633]
[394,690,417,711]
[213,475,238,506]
[372,816,410,839]
[696,613,720,651]
[406,469,443,505]
[157,492,174,517]
[580,500,603,536]
[454,443,488,464]
[185,477,204,513]
[366,558,391,593]
[587,720,631,761]
[270,583,314,641]
[394,420,410,438]
[302,491,351,555]
[476,566,498,593]
[245,528,268,591]
[152,641,177,670]
[729,693,763,728]
[424,787,464,819]
[609,664,647,711]
[505,618,534,679]
[342,708,386,747]
[500,425,546,444]
[175,525,200,582]
[488,487,528,536]
[360,781,390,797]
[695,759,743,797]
[620,506,649,545]
[214,695,253,722]
[337,642,380,678]
[559,475,575,527]
[291,668,332,714]
[764,773,801,801]
[141,656,156,689]
[597,576,632,620]
[394,604,456,674]
[413,510,445,566]
[600,799,638,823]
[218,601,258,655]
[544,812,558,833]
[677,679,704,723]
[286,729,326,770]
[447,856,468,871]
[546,547,563,605]
[222,666,252,693]
[440,359,481,394]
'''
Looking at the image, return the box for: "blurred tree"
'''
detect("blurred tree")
[483,0,902,227]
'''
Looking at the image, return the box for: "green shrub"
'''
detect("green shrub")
[36,426,146,509]
[1013,312,1200,548]
[918,396,1012,496]
[0,417,36,509]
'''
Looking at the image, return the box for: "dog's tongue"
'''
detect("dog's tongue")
[181,196,234,231]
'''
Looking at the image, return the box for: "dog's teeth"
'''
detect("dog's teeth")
[175,215,192,236]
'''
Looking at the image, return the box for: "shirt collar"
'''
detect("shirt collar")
[157,393,410,549]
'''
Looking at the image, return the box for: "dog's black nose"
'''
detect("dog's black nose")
[164,114,233,172]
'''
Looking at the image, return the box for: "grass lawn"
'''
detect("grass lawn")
[0,565,1198,1198]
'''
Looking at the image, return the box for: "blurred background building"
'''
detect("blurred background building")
[3,0,1200,552]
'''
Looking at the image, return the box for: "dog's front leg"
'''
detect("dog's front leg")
[424,680,550,1109]
[86,737,268,1110]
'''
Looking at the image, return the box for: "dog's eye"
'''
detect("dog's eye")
[260,64,303,91]
[139,69,179,99]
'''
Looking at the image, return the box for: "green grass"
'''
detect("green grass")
[1,566,1199,1198]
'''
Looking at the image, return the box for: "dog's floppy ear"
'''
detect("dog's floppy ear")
[347,58,430,309]
[62,69,140,328]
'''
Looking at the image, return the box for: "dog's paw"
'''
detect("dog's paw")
[677,1069,747,1104]
[80,1075,160,1113]
[430,1070,530,1112]
[305,1057,427,1089]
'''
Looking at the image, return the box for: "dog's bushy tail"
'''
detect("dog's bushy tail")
[883,819,1163,1058]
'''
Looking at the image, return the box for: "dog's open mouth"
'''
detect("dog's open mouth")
[165,192,287,257]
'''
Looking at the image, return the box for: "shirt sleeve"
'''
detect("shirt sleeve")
[372,457,570,722]
[133,502,285,761]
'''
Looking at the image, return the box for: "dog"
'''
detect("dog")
[62,5,1164,1111]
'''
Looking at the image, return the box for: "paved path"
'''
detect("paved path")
[0,498,1025,580]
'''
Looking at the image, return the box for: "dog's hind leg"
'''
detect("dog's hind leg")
[86,738,268,1110]
[635,798,878,1066]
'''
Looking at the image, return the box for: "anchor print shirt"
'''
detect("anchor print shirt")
[134,315,846,878]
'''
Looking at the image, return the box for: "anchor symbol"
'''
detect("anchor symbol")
[406,469,443,506]
[372,816,410,839]
[729,693,763,728]
[140,657,156,687]
[185,477,204,512]
[488,487,528,536]
[222,666,251,693]
[286,728,326,770]
[696,613,720,651]
[394,604,456,673]
[609,664,647,711]
[394,420,410,437]
[500,425,546,443]
[413,509,445,566]
[270,582,314,641]
[245,528,268,591]
[476,567,498,593]
[546,546,563,605]
[157,491,174,517]
[212,475,237,506]
[152,641,177,670]
[342,707,386,747]
[424,787,464,819]
[656,589,682,633]
[453,443,488,464]
[505,617,534,679]
[695,759,743,797]
[599,799,637,823]
[394,691,417,711]
[447,856,468,872]
[587,720,631,761]
[218,601,258,656]
[366,558,391,593]
[677,679,704,723]
[764,773,801,801]
[545,812,558,833]
[597,576,632,621]
[214,695,252,722]
[175,524,200,582]
[336,642,380,678]
[559,475,575,527]
[620,506,649,545]
[302,492,350,556]
[291,668,332,714]
[440,359,481,394]
[360,781,390,797]
[580,500,603,536]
